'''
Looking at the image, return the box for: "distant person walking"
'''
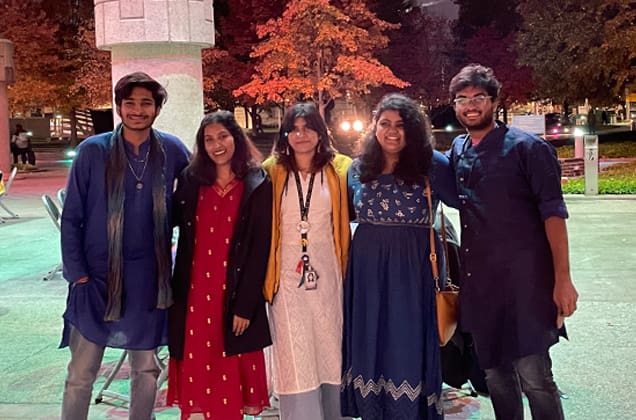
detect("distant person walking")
[587,108,597,133]
[59,72,190,419]
[10,124,30,165]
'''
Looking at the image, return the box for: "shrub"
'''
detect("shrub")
[562,162,636,194]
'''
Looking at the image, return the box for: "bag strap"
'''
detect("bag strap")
[425,180,441,291]
[439,205,451,276]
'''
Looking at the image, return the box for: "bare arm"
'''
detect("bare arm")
[544,216,579,319]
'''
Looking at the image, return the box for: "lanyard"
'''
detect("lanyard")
[292,171,319,289]
[293,171,316,253]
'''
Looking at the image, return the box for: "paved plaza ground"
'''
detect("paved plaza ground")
[0,150,634,419]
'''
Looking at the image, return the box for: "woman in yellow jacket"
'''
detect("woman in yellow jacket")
[263,102,351,420]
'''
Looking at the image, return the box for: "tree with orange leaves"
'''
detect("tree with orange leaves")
[2,1,111,115]
[235,0,408,118]
[1,1,62,113]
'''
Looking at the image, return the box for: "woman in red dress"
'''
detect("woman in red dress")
[168,111,273,419]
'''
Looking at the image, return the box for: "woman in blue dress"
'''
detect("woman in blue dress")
[341,94,458,419]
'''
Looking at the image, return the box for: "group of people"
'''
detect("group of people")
[59,65,578,420]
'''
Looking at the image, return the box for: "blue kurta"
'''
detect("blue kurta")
[448,124,568,369]
[60,130,190,350]
[341,151,458,420]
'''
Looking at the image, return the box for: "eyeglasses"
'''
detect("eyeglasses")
[453,95,492,107]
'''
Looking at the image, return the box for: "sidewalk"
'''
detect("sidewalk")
[1,151,635,419]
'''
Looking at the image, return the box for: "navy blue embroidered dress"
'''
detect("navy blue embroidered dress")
[341,152,457,420]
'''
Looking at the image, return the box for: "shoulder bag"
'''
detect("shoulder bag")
[425,181,459,346]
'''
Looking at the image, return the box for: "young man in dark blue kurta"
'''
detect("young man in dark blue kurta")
[447,64,579,420]
[60,72,190,419]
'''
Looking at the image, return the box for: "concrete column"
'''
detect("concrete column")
[0,38,15,177]
[94,0,215,149]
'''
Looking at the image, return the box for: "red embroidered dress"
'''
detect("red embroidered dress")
[167,181,269,419]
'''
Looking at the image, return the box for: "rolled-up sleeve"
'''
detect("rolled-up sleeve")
[524,140,569,221]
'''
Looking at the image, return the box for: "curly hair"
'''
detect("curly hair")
[272,102,336,172]
[187,110,262,184]
[359,93,433,184]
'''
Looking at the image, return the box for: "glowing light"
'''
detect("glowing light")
[445,125,454,132]
[574,128,584,136]
[340,121,351,131]
[352,120,364,132]
[66,150,77,158]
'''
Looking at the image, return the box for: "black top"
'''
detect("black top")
[168,167,273,358]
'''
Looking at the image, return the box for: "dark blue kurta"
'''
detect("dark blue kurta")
[341,151,458,420]
[60,130,190,350]
[448,124,568,369]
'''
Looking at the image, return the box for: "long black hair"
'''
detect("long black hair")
[272,102,336,172]
[359,93,433,184]
[187,110,262,184]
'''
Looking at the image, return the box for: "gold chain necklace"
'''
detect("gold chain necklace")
[127,148,150,190]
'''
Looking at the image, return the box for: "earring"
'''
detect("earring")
[285,145,290,155]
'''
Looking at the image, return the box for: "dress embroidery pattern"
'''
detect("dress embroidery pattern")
[342,369,422,402]
[356,177,430,225]
[342,162,446,419]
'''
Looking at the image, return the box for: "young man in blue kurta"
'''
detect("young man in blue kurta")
[60,72,190,419]
[447,64,579,420]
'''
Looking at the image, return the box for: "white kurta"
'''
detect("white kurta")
[269,171,343,395]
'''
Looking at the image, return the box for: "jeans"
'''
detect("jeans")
[484,351,564,420]
[61,327,160,420]
[13,147,28,164]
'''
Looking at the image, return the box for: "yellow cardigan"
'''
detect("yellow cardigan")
[262,154,352,303]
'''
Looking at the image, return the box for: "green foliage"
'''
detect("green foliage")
[517,0,636,104]
[561,162,636,194]
[557,141,636,194]
[556,141,636,159]
[556,146,575,159]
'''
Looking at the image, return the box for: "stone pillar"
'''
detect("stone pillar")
[94,0,214,149]
[0,38,15,178]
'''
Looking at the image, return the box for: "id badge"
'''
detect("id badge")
[304,267,318,290]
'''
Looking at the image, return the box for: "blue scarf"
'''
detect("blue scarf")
[104,124,172,321]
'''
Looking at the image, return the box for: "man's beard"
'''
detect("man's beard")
[458,109,494,132]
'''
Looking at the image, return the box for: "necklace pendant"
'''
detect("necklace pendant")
[297,220,311,234]
[136,182,143,190]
